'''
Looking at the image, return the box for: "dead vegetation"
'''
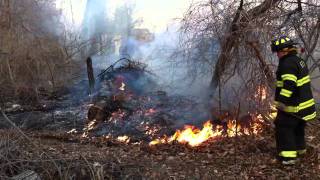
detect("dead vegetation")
[0,120,319,179]
[0,0,82,104]
[177,0,320,103]
[0,0,320,179]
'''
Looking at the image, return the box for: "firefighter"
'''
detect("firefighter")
[271,36,317,165]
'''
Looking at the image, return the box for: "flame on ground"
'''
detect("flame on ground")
[254,85,267,101]
[150,114,264,147]
[117,135,130,143]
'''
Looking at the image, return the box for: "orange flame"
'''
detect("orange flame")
[254,85,267,101]
[172,121,223,147]
[150,114,264,147]
[150,121,223,147]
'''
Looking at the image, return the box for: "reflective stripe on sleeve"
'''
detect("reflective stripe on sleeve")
[280,89,293,97]
[281,74,297,82]
[302,112,317,121]
[277,75,310,87]
[274,99,315,113]
[274,101,299,113]
[297,75,311,86]
[276,81,283,87]
[299,99,315,110]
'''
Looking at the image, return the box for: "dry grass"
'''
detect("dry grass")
[0,118,319,179]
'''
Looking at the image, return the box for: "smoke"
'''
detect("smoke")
[56,0,215,100]
[81,0,108,40]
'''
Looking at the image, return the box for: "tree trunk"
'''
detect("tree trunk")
[87,57,95,94]
[247,41,275,88]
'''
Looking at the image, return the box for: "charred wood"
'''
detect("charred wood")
[86,57,95,94]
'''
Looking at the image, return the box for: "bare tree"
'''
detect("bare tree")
[0,0,82,103]
[177,0,320,111]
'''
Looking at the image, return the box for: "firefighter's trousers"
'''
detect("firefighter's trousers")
[274,111,306,159]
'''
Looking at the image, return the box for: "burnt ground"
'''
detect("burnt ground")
[1,63,320,179]
[0,121,319,180]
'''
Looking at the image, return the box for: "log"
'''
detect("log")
[87,98,124,122]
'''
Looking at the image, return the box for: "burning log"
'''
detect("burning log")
[87,104,107,122]
[87,98,124,122]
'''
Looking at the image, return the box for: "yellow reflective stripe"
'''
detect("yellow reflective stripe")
[279,151,297,158]
[280,39,286,43]
[297,75,310,86]
[274,99,315,113]
[281,74,297,82]
[285,106,299,113]
[278,75,311,87]
[299,99,315,110]
[285,37,290,41]
[274,101,299,113]
[280,89,293,97]
[302,112,317,121]
[275,40,280,45]
[276,81,283,87]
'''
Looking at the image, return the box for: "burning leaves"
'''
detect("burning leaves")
[254,85,267,101]
[82,59,270,148]
[150,121,222,147]
[150,113,265,147]
[83,87,267,147]
[117,135,130,143]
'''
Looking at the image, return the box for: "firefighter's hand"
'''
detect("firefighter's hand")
[276,103,286,112]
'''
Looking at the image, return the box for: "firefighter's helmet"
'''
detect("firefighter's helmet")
[271,36,297,52]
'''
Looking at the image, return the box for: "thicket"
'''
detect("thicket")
[0,0,82,104]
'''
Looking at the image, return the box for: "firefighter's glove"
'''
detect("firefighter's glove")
[276,103,286,112]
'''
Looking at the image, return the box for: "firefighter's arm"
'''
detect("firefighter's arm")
[278,61,298,105]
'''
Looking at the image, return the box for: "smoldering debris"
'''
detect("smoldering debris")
[83,58,210,141]
[0,58,268,146]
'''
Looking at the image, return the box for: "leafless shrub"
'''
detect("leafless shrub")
[0,0,83,103]
[176,0,320,112]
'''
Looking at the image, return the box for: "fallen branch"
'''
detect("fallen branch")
[0,108,63,178]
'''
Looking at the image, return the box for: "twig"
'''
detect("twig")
[0,108,63,178]
[80,155,96,180]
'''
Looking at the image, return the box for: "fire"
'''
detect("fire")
[254,85,267,101]
[171,121,224,147]
[150,121,223,147]
[117,135,130,143]
[150,114,264,147]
